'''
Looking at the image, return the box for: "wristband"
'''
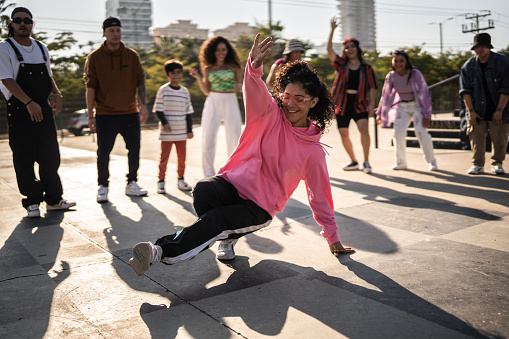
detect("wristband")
[25,99,33,105]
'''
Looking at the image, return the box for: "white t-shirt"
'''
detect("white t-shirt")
[0,37,52,100]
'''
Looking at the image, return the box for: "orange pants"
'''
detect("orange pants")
[159,140,187,181]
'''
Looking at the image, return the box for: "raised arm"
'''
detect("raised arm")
[250,33,273,69]
[327,17,339,63]
[243,34,274,124]
[189,67,210,95]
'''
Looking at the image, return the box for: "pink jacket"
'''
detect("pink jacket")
[217,56,340,245]
[376,68,432,127]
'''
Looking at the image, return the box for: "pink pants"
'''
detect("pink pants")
[159,140,187,180]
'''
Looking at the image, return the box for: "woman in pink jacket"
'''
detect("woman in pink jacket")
[376,49,438,171]
[129,34,354,276]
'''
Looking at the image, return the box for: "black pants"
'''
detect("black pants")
[7,104,63,208]
[95,114,141,187]
[155,176,272,264]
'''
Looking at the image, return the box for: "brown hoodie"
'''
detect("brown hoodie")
[84,41,145,115]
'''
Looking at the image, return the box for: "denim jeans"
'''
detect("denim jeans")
[393,101,435,166]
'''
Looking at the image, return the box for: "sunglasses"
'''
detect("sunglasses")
[12,17,33,25]
[279,92,313,105]
[392,49,407,55]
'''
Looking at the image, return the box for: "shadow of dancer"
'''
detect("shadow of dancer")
[135,257,496,338]
[100,197,228,338]
[313,256,498,338]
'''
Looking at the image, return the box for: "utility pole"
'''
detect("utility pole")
[462,11,494,34]
[268,0,272,34]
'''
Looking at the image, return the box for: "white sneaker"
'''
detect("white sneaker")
[392,163,408,170]
[362,161,372,174]
[47,199,76,210]
[429,159,438,171]
[157,181,165,194]
[97,185,108,203]
[491,163,505,175]
[467,165,484,175]
[178,179,192,191]
[27,204,40,218]
[126,181,148,196]
[217,239,238,261]
[129,242,162,276]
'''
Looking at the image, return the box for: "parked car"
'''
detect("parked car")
[66,109,91,136]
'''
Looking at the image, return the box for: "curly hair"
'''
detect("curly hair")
[272,60,335,132]
[199,36,241,74]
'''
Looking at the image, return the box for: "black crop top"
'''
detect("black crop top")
[347,68,360,90]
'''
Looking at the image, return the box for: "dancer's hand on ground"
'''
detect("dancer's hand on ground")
[330,242,355,257]
[250,33,273,69]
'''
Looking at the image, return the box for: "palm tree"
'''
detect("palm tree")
[0,0,16,37]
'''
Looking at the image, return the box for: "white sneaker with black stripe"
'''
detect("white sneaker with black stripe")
[217,239,238,261]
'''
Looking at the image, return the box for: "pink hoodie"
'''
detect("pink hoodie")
[217,56,340,245]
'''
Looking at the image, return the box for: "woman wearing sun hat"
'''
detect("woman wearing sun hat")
[265,39,305,90]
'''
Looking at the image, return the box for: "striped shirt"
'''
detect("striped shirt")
[153,84,194,141]
[331,55,378,115]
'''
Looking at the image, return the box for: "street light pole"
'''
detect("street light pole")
[429,17,453,56]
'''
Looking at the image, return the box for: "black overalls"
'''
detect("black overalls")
[5,38,63,208]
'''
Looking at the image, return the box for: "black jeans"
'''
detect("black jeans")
[155,176,272,264]
[95,114,141,186]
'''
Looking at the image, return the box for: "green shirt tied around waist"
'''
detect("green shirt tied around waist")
[209,69,236,92]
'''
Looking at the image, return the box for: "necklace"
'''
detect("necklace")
[21,43,34,53]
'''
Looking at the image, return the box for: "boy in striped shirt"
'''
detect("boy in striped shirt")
[153,60,194,193]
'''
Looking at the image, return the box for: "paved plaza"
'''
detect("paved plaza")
[0,119,508,338]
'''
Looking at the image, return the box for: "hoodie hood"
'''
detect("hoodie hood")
[99,41,126,71]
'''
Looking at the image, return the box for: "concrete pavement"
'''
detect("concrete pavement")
[0,118,508,338]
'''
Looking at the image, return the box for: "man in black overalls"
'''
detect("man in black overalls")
[0,7,75,217]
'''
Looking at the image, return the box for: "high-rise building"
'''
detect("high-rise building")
[338,0,376,51]
[105,0,152,50]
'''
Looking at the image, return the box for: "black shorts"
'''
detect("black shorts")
[336,94,369,128]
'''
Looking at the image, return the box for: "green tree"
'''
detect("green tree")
[0,0,15,36]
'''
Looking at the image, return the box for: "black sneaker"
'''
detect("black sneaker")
[342,161,359,171]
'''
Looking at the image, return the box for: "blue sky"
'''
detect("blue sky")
[11,0,509,55]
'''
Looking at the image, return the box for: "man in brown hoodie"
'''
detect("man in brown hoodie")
[84,17,148,203]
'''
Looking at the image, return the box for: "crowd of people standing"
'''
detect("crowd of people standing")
[1,7,507,275]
